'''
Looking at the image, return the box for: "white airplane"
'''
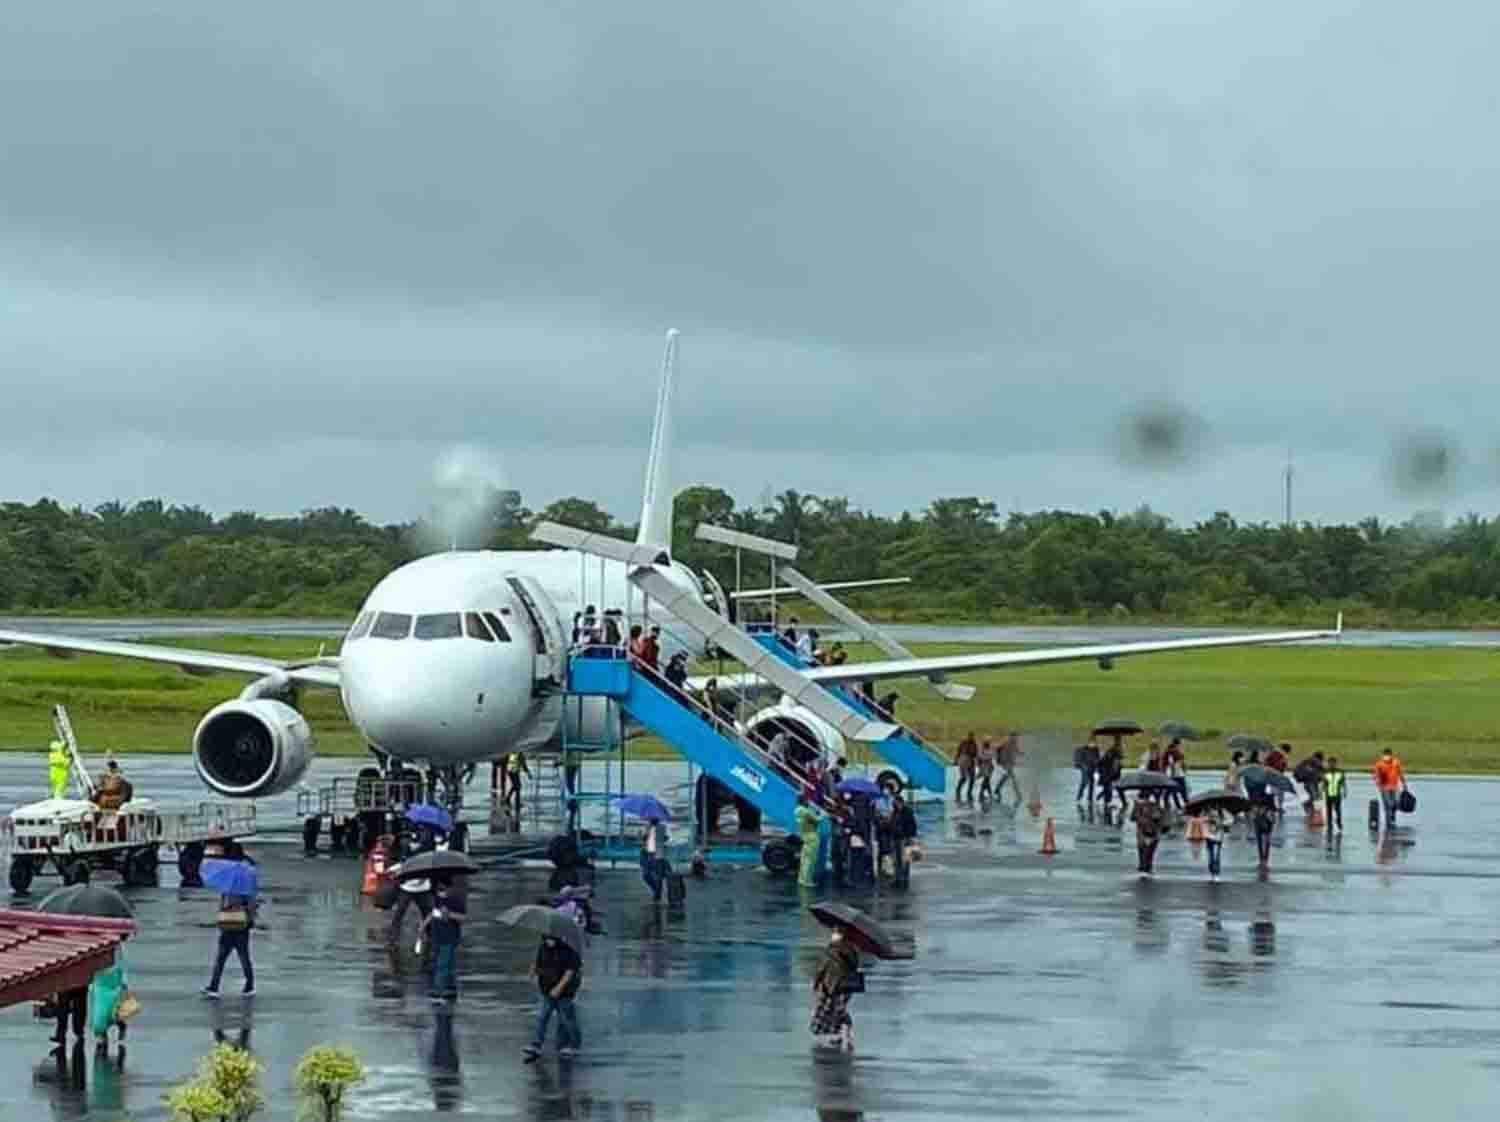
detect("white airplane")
[0,330,1340,807]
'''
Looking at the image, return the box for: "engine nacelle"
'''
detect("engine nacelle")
[743,702,845,770]
[193,698,315,798]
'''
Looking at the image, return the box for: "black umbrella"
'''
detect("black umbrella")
[1092,718,1143,737]
[1226,733,1274,755]
[808,902,912,961]
[1238,764,1294,794]
[498,905,584,954]
[1114,771,1178,793]
[36,884,134,920]
[1184,789,1252,816]
[1158,721,1204,742]
[391,851,479,882]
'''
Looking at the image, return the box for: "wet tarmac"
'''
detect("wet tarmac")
[3,756,1499,1120]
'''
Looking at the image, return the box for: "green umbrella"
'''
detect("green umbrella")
[1092,718,1143,737]
[1158,721,1204,741]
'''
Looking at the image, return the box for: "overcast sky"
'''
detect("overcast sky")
[4,2,1499,528]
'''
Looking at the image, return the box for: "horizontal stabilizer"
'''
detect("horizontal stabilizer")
[694,523,799,560]
[531,521,671,568]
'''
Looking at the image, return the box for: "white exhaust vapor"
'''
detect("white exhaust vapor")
[635,328,679,554]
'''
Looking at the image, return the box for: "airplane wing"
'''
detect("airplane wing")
[688,622,1339,694]
[0,629,342,689]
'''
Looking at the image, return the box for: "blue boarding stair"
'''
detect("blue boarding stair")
[745,628,949,794]
[567,651,840,833]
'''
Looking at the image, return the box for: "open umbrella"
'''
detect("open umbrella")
[613,794,672,821]
[406,804,454,833]
[1238,765,1295,794]
[1114,771,1179,793]
[499,904,584,954]
[1092,718,1143,737]
[199,859,259,898]
[392,850,479,882]
[808,902,912,960]
[836,777,883,797]
[1184,789,1252,816]
[1227,733,1274,755]
[36,884,133,919]
[1158,721,1204,741]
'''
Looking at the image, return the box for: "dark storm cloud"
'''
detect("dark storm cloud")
[3,2,1500,525]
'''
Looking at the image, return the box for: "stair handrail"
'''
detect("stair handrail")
[575,644,843,818]
[834,682,952,763]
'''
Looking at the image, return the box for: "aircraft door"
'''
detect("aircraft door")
[506,575,567,691]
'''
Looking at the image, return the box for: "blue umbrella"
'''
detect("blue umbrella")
[406,803,454,832]
[836,777,883,797]
[614,794,672,821]
[200,859,259,898]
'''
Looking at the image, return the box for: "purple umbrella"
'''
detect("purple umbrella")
[613,794,672,821]
[836,777,883,797]
[406,803,454,833]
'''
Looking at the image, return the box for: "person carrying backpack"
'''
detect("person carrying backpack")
[1130,797,1168,877]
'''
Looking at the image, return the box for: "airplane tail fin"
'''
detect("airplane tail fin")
[635,329,679,553]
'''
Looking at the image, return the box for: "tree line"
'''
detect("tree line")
[2,490,1499,625]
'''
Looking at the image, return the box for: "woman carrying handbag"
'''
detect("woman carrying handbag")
[202,890,257,998]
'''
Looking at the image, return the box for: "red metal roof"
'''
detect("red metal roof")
[0,910,135,1011]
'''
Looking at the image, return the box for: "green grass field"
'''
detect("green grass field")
[2,636,1498,773]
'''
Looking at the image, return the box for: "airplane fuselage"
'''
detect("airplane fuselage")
[338,549,713,768]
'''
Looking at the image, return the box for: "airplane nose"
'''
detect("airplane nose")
[342,645,530,757]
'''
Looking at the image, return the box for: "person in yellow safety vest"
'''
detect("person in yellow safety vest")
[796,793,822,888]
[1323,756,1346,834]
[48,739,70,799]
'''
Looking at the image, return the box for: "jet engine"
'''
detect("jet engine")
[742,702,845,771]
[193,698,315,798]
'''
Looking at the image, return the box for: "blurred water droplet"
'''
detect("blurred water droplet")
[1119,404,1200,468]
[1390,432,1457,494]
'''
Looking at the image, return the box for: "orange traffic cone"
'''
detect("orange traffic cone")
[1039,817,1058,856]
[362,838,388,896]
[1186,816,1206,842]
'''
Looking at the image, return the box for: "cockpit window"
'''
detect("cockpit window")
[482,611,512,642]
[346,611,373,642]
[370,611,413,640]
[464,612,495,642]
[414,612,463,640]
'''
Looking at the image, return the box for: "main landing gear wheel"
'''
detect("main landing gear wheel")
[62,859,92,886]
[761,836,802,876]
[8,858,35,895]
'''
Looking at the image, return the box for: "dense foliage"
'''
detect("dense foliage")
[3,489,1500,624]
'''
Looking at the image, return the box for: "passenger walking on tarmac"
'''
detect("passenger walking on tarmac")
[202,867,257,998]
[1294,751,1326,812]
[1130,796,1167,877]
[423,883,466,1002]
[523,935,583,1061]
[996,733,1023,808]
[89,945,130,1056]
[1163,740,1187,809]
[1267,743,1291,812]
[795,793,821,889]
[810,927,861,1052]
[1097,742,1125,813]
[1074,739,1099,805]
[48,738,69,799]
[1323,756,1346,833]
[1224,751,1245,794]
[1373,748,1408,831]
[1251,794,1277,873]
[1202,808,1229,881]
[953,733,978,804]
[50,985,88,1051]
[977,738,998,803]
[640,816,669,903]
